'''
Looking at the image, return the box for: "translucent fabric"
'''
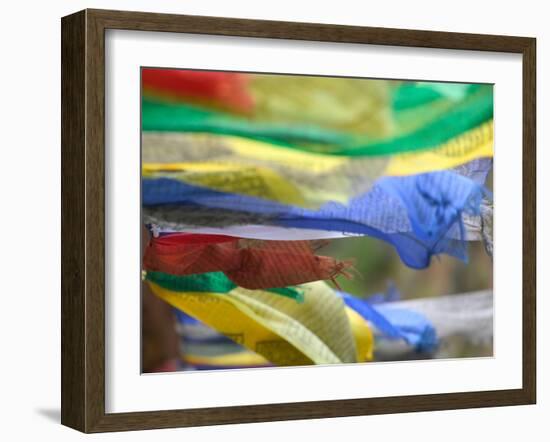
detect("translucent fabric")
[142,159,492,268]
[141,122,492,208]
[339,292,438,352]
[144,234,352,292]
[142,69,493,158]
[147,279,374,365]
[174,311,272,370]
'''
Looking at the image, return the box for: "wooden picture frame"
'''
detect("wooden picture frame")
[61,8,536,433]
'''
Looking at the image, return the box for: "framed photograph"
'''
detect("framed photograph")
[61,9,536,433]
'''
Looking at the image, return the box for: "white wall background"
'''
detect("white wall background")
[0,0,546,440]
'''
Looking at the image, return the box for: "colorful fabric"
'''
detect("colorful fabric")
[148,279,374,366]
[338,292,438,352]
[140,70,494,368]
[145,270,305,302]
[171,286,436,370]
[142,92,492,157]
[142,70,493,158]
[142,121,492,208]
[142,69,254,113]
[144,234,352,290]
[142,159,491,268]
[142,133,387,207]
[174,311,271,370]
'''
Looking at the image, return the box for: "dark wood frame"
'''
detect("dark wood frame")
[61,8,536,433]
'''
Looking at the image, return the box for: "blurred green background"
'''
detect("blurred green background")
[323,238,492,300]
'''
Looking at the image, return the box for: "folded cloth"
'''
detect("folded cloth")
[142,70,393,138]
[174,311,272,370]
[145,270,305,302]
[142,133,388,207]
[147,278,374,366]
[142,70,492,158]
[142,120,492,208]
[144,234,352,290]
[338,292,438,353]
[142,159,491,268]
